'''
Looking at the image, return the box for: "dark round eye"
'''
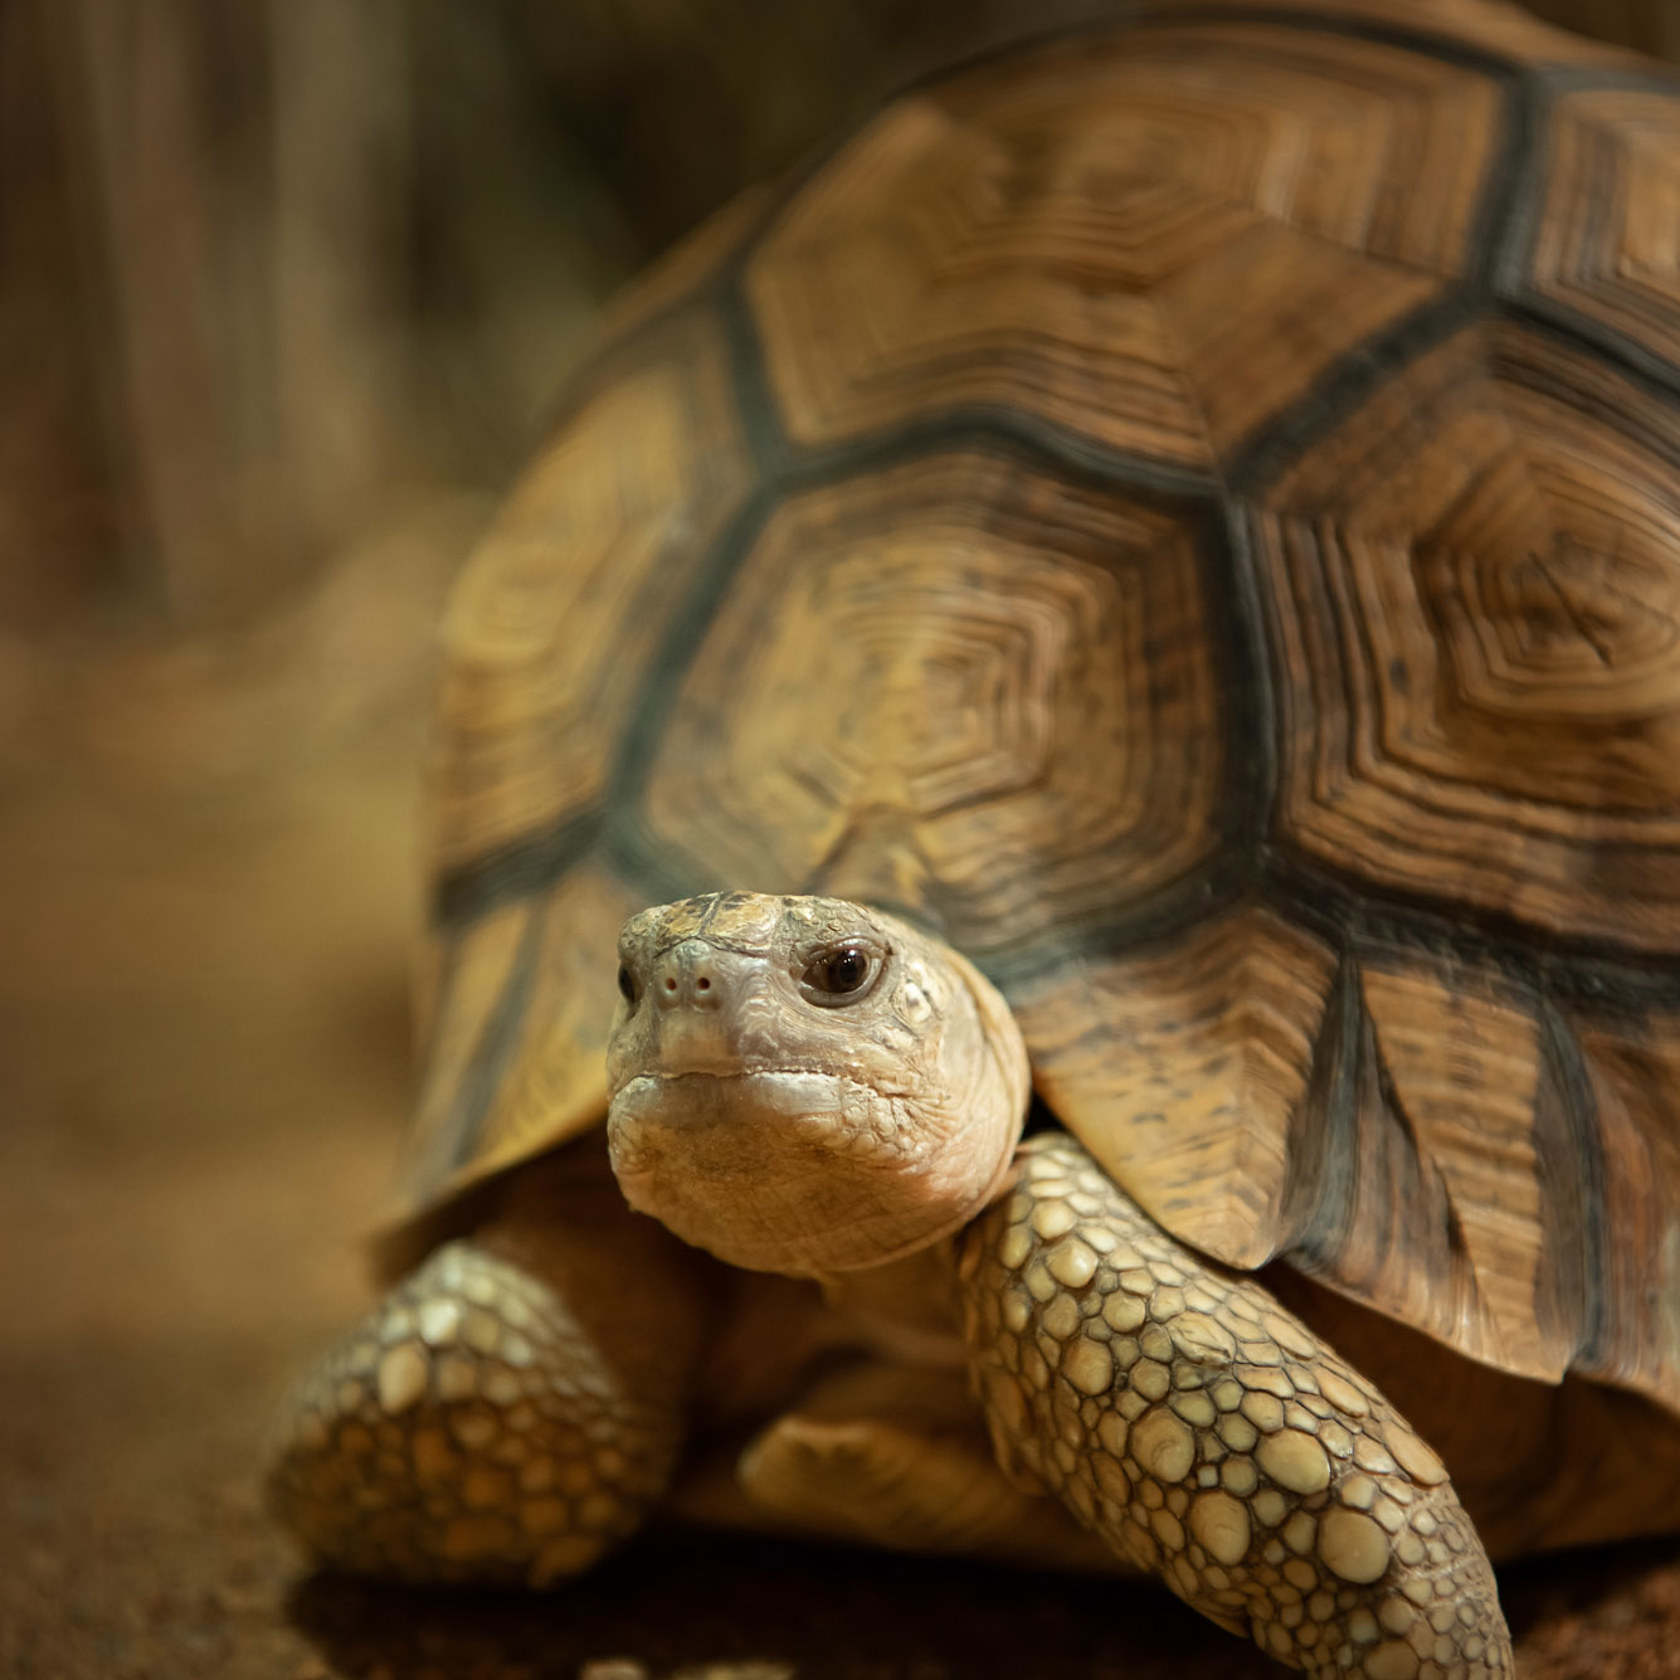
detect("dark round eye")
[616,964,637,1006]
[801,945,876,1006]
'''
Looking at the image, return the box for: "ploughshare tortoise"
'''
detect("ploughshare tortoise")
[270,1,1680,1673]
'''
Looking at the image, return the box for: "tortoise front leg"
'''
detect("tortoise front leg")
[268,1141,713,1585]
[959,1133,1513,1679]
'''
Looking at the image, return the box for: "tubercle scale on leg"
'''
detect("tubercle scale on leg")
[268,1239,683,1586]
[957,1132,1515,1680]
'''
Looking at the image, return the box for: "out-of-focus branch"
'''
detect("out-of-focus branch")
[54,0,281,618]
[42,0,412,622]
[271,0,410,564]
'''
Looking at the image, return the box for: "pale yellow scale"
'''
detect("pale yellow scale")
[962,1134,1511,1680]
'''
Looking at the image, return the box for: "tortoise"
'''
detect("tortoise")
[268,0,1680,1672]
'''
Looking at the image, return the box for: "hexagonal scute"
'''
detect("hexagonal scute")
[748,19,1502,469]
[1255,317,1680,951]
[634,448,1226,957]
[1519,85,1680,374]
[431,311,753,885]
[1012,904,1335,1271]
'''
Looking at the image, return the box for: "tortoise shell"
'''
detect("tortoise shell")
[401,0,1680,1415]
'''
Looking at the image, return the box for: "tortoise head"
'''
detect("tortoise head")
[605,892,1030,1276]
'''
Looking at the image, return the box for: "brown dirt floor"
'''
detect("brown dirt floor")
[5,525,1680,1679]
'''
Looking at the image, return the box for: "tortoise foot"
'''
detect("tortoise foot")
[959,1133,1514,1679]
[735,1360,1123,1571]
[268,1239,683,1585]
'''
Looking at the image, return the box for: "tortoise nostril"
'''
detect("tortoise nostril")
[651,941,726,1007]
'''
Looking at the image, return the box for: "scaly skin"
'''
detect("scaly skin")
[273,890,1516,1679]
[959,1132,1513,1679]
[270,1146,712,1584]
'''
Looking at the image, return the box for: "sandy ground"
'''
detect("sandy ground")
[4,519,1680,1679]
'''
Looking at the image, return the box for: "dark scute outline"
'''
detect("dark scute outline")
[441,1,1532,941]
[1537,61,1680,99]
[1534,995,1611,1372]
[1502,294,1680,408]
[1490,66,1680,402]
[1278,947,1369,1272]
[433,809,603,928]
[595,425,1236,966]
[408,7,1680,1420]
[440,900,548,1175]
[1225,53,1538,496]
[1221,291,1485,500]
[436,10,1680,1012]
[1263,852,1680,1007]
[1275,947,1479,1335]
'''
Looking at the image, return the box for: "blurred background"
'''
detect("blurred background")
[6,0,1677,639]
[6,3,1680,1677]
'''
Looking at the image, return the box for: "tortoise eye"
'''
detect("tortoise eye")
[616,964,638,1006]
[800,944,879,1007]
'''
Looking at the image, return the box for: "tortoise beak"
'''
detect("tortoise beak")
[611,938,760,1084]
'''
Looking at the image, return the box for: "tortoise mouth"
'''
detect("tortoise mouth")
[608,1067,878,1136]
[605,1066,938,1274]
